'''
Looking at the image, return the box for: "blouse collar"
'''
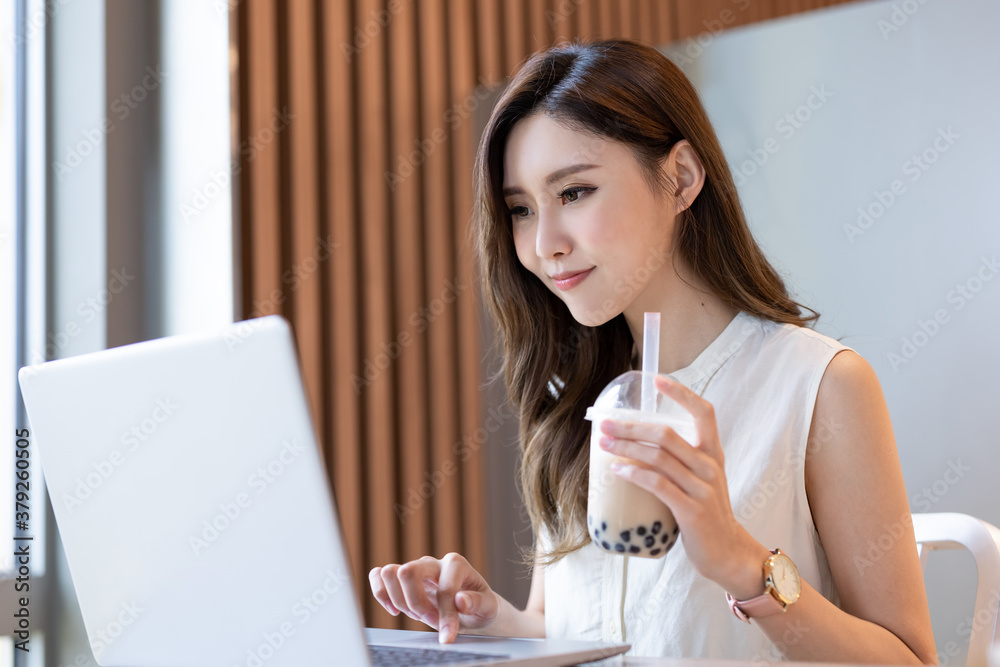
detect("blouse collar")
[665,311,757,395]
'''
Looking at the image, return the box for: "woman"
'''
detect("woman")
[369,39,937,664]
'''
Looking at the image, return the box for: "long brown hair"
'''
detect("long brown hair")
[473,39,818,563]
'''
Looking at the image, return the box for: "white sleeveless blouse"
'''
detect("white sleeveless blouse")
[542,311,852,659]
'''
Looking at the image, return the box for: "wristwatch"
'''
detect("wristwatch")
[725,548,801,623]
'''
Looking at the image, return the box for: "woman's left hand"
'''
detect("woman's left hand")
[599,375,769,594]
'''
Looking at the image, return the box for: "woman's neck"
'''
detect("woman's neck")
[623,257,739,376]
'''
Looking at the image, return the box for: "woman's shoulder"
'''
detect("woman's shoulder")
[724,313,858,389]
[748,313,853,358]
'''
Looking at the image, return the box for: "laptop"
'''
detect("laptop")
[17,315,629,666]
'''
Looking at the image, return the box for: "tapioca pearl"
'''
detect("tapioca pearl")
[649,548,662,557]
[651,521,662,535]
[593,530,600,541]
[636,526,647,536]
[620,530,630,542]
[601,541,612,550]
[672,525,679,536]
[644,535,655,548]
[614,543,626,553]
[628,545,641,554]
[601,521,607,532]
[660,533,669,544]
[588,516,593,526]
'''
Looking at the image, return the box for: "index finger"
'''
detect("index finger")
[435,553,468,643]
[654,375,721,456]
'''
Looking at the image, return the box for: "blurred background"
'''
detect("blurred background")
[3,0,998,665]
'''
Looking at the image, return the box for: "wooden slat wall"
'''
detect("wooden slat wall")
[387,0,433,605]
[233,0,861,630]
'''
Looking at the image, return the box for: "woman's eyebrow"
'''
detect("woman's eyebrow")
[502,163,601,197]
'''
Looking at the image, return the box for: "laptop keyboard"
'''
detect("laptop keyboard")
[369,644,510,666]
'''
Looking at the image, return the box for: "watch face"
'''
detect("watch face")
[769,553,801,604]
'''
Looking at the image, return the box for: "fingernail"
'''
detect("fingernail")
[438,623,452,643]
[599,436,614,450]
[610,461,628,475]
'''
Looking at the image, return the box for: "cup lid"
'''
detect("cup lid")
[585,370,695,433]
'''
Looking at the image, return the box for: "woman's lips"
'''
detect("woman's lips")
[551,268,594,291]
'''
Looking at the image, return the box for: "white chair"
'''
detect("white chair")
[913,513,1000,667]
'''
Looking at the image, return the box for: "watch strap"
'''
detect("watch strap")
[726,590,786,623]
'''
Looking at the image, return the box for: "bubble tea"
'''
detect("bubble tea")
[585,312,697,558]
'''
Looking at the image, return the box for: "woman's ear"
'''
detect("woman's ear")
[662,140,706,214]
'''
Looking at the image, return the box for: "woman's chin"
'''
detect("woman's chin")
[566,302,620,328]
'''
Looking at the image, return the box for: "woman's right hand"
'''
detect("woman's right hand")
[369,552,500,643]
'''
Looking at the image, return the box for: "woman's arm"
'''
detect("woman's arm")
[601,355,937,664]
[488,560,546,638]
[725,350,937,664]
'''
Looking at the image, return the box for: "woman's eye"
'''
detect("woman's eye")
[559,186,596,205]
[507,205,530,219]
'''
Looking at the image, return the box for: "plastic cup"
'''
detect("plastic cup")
[586,370,697,558]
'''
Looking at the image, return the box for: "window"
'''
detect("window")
[3,0,232,663]
[4,0,49,665]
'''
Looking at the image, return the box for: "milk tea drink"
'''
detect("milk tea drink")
[586,370,697,558]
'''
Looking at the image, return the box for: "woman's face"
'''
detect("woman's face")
[502,113,679,327]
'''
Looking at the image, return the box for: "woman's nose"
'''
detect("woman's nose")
[535,210,571,259]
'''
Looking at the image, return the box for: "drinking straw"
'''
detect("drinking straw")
[641,312,660,413]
